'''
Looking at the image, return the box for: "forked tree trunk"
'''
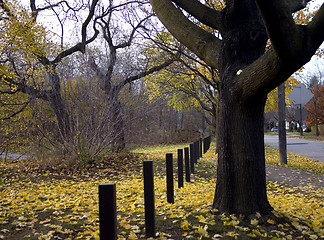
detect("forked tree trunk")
[213,88,273,215]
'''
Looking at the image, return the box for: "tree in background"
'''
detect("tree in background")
[87,0,180,151]
[149,0,324,215]
[1,0,182,160]
[305,79,324,136]
[265,77,299,113]
[144,32,219,134]
[0,0,99,156]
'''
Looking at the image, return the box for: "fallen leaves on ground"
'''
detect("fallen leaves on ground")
[265,146,324,175]
[0,143,323,239]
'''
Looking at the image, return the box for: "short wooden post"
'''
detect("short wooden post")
[177,149,184,188]
[184,147,190,182]
[99,183,117,240]
[143,161,156,238]
[189,144,194,174]
[166,153,174,203]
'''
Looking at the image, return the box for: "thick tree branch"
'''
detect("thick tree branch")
[240,2,324,101]
[1,74,50,102]
[81,0,99,51]
[255,0,301,62]
[171,0,223,32]
[307,3,324,53]
[149,0,221,69]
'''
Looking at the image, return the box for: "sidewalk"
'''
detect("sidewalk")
[266,164,324,196]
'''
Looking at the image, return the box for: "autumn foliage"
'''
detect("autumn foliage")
[305,84,324,126]
[1,144,324,240]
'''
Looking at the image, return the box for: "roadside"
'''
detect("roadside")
[264,134,324,163]
[0,153,28,160]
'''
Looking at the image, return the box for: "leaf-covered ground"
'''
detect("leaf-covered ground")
[0,143,323,239]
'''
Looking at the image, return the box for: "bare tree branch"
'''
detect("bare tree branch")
[171,0,223,32]
[118,51,181,90]
[307,3,324,53]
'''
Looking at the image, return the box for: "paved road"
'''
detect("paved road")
[264,135,324,163]
[0,153,28,160]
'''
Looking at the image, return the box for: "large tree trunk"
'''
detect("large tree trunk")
[110,94,126,152]
[213,88,273,215]
[48,72,71,142]
[211,1,274,215]
[149,0,324,217]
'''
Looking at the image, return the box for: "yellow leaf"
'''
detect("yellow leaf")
[128,232,137,240]
[181,220,191,231]
[226,231,239,237]
[250,219,259,226]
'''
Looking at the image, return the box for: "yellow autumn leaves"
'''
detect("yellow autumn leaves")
[265,146,324,175]
[1,143,324,239]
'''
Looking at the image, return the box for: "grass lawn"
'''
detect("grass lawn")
[1,143,323,239]
[265,132,324,142]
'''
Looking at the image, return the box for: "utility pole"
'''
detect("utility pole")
[278,83,287,165]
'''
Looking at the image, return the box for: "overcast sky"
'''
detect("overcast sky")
[18,0,324,82]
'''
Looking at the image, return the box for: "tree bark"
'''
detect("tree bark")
[213,85,272,215]
[109,92,126,152]
[48,71,71,142]
[150,0,324,216]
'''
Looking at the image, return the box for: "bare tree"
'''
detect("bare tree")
[0,0,99,144]
[88,0,180,151]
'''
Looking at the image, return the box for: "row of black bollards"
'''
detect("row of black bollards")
[98,161,157,239]
[98,136,212,239]
[165,136,211,203]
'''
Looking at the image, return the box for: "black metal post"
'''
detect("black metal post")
[99,183,117,240]
[194,141,198,163]
[189,144,194,174]
[177,149,184,188]
[299,104,303,136]
[143,161,156,238]
[208,135,211,151]
[166,153,174,203]
[199,138,203,158]
[203,136,211,154]
[203,137,207,154]
[184,147,190,182]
